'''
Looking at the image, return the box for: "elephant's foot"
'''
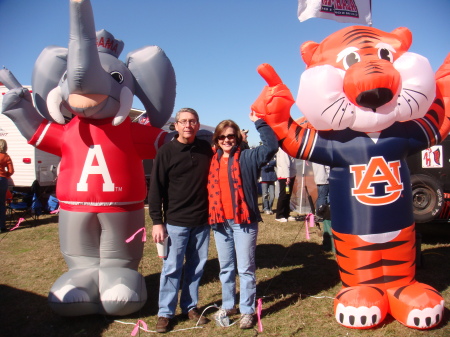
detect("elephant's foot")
[334,286,388,329]
[387,282,444,329]
[48,268,99,316]
[99,268,147,316]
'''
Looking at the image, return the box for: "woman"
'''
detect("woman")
[208,112,278,329]
[0,139,14,232]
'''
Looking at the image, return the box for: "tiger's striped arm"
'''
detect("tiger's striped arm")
[435,52,450,141]
[276,117,317,160]
[252,63,317,160]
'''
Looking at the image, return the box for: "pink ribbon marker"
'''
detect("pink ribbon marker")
[126,227,147,243]
[9,218,24,231]
[131,319,148,336]
[257,298,263,332]
[305,213,314,240]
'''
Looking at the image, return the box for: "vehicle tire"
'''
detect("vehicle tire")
[410,174,444,223]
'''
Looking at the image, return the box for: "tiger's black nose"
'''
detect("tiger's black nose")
[356,88,393,111]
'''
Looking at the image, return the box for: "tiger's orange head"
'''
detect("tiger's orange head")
[297,26,436,132]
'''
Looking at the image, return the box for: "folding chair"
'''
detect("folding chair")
[6,191,39,228]
[46,194,59,214]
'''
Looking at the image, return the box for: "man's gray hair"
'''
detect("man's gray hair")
[175,108,199,123]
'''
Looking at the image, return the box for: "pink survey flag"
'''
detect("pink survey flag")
[298,0,372,25]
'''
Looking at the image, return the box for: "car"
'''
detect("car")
[406,136,450,223]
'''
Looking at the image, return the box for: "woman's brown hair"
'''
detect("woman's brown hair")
[212,120,242,148]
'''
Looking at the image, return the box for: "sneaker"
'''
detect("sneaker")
[156,316,171,333]
[264,210,272,215]
[239,313,255,329]
[214,308,230,327]
[275,218,287,222]
[287,216,296,221]
[187,307,210,325]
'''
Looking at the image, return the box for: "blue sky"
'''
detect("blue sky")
[1,0,449,146]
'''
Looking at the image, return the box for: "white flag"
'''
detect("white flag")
[298,0,372,25]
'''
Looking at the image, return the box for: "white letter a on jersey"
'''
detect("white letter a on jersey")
[77,145,114,192]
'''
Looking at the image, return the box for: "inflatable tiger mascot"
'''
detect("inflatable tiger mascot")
[252,26,450,330]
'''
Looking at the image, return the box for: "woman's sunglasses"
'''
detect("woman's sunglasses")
[218,134,236,141]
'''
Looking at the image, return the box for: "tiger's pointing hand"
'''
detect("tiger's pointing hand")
[251,63,294,126]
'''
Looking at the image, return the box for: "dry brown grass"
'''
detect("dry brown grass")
[1,207,449,337]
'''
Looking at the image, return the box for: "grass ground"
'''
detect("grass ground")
[1,205,449,337]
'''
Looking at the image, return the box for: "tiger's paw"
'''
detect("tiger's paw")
[334,286,388,329]
[387,282,444,329]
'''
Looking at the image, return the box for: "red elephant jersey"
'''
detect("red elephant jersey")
[29,116,166,213]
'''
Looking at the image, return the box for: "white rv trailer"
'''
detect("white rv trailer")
[0,85,60,188]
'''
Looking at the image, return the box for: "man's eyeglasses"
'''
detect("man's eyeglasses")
[218,134,236,141]
[177,119,198,126]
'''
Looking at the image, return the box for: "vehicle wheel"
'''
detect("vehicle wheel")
[410,174,444,223]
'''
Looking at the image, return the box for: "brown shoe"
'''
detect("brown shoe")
[187,307,210,325]
[225,308,238,315]
[156,316,171,333]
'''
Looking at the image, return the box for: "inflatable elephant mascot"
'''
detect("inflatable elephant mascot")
[0,0,175,316]
[252,26,450,329]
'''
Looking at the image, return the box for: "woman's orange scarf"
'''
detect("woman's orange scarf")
[208,147,251,225]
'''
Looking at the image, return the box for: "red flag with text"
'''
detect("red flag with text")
[298,0,372,25]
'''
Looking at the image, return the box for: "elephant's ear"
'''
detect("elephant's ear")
[32,46,68,121]
[126,46,176,128]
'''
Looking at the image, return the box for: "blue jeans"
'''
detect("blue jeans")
[261,182,275,211]
[212,219,258,314]
[316,184,330,209]
[158,224,210,318]
[0,177,8,230]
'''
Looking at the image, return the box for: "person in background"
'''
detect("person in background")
[208,112,277,329]
[0,139,14,232]
[312,162,333,251]
[149,108,214,333]
[260,156,277,214]
[312,162,330,216]
[240,129,250,150]
[274,148,297,222]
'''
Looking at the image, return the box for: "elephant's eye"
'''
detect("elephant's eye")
[110,71,124,84]
[61,71,67,82]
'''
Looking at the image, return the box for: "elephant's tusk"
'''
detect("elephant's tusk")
[113,86,133,126]
[47,86,66,124]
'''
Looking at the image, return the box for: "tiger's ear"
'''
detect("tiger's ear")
[390,27,412,51]
[301,41,319,66]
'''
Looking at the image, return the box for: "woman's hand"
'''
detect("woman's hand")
[249,110,259,122]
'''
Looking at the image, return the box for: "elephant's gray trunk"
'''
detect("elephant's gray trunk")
[67,0,109,95]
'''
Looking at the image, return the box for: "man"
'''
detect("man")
[275,148,297,222]
[240,129,250,150]
[149,108,213,333]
